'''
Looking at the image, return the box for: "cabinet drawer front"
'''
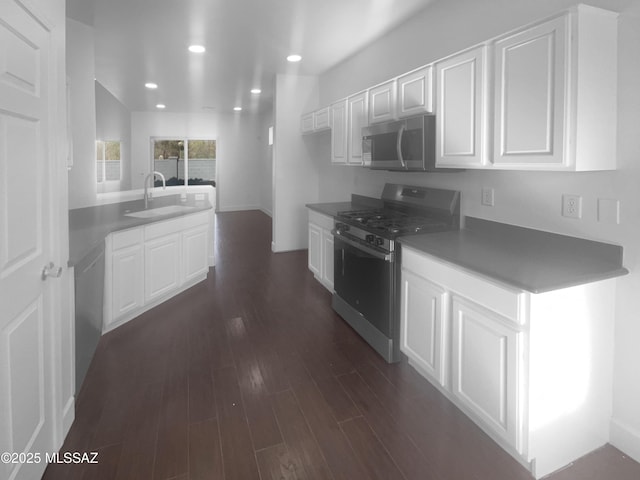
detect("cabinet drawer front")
[308,210,334,231]
[402,246,526,325]
[144,211,209,240]
[112,227,143,250]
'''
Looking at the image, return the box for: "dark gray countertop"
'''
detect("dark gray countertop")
[69,194,212,267]
[399,217,628,293]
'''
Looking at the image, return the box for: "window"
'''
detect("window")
[96,140,121,182]
[152,138,216,187]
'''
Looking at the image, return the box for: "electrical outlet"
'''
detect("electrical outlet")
[562,194,582,219]
[481,187,495,206]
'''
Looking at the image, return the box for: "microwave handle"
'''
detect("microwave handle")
[396,124,407,169]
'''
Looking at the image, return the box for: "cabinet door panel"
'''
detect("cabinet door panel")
[314,107,330,131]
[347,92,367,165]
[494,16,566,166]
[330,100,348,164]
[322,229,334,291]
[145,233,181,303]
[400,270,447,386]
[308,223,322,277]
[451,296,522,452]
[368,80,396,124]
[183,226,209,283]
[301,112,314,133]
[436,47,488,167]
[398,66,433,117]
[111,245,144,320]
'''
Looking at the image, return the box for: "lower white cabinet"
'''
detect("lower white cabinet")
[104,210,212,332]
[307,209,334,292]
[401,245,616,479]
[400,269,447,387]
[450,295,522,450]
[111,243,144,320]
[144,233,181,304]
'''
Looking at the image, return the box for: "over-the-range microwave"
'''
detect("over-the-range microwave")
[362,114,443,172]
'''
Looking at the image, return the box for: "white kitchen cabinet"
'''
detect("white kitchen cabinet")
[492,5,617,170]
[182,224,209,283]
[109,230,144,322]
[301,107,331,134]
[330,99,348,164]
[435,46,489,168]
[144,233,181,303]
[401,245,616,478]
[104,210,212,332]
[397,65,433,118]
[368,80,396,124]
[301,112,314,134]
[307,209,334,292]
[321,229,334,290]
[308,223,322,278]
[451,295,523,451]
[347,91,368,165]
[400,269,447,387]
[314,106,330,131]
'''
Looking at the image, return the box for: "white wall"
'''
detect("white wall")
[66,19,97,209]
[130,111,265,212]
[95,81,131,192]
[311,0,640,463]
[272,74,322,252]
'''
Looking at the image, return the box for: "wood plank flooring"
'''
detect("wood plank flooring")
[43,210,640,480]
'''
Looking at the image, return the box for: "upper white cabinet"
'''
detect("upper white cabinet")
[301,112,314,134]
[435,46,489,168]
[330,99,348,164]
[397,66,433,118]
[368,80,396,124]
[331,92,368,166]
[492,5,617,170]
[301,107,331,134]
[347,91,368,165]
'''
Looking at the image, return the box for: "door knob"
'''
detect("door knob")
[41,262,62,280]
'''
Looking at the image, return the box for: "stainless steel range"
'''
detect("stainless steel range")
[331,183,460,363]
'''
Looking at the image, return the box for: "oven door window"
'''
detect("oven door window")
[334,237,393,337]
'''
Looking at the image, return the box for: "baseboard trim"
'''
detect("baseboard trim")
[218,205,261,213]
[62,395,75,438]
[610,418,640,464]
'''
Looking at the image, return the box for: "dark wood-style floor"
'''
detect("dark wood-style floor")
[43,210,640,480]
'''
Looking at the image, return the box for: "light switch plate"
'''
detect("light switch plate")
[597,198,620,224]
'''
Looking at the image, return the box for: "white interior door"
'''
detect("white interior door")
[0,2,61,479]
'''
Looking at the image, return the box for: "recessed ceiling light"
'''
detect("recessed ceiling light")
[250,88,262,94]
[287,54,302,62]
[188,45,206,53]
[156,104,166,109]
[145,82,158,89]
[233,106,242,111]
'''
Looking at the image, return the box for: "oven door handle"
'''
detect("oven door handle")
[332,230,394,262]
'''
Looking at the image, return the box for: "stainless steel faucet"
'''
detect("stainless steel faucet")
[144,171,166,208]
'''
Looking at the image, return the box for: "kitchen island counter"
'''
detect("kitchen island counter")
[69,193,213,267]
[399,216,628,293]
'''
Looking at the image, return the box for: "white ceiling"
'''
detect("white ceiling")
[67,0,436,114]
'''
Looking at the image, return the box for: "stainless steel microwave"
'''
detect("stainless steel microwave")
[362,114,437,171]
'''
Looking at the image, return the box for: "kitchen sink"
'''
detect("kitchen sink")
[124,205,197,218]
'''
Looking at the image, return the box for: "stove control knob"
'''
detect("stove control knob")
[375,237,384,246]
[365,234,375,243]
